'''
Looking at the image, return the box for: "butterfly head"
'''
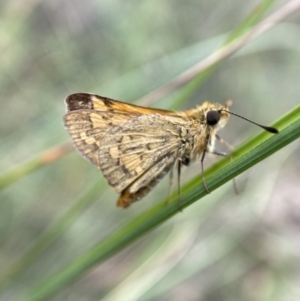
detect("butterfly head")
[202,102,230,131]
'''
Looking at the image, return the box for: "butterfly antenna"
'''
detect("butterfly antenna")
[220,110,279,134]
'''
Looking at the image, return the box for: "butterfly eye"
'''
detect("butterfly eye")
[206,110,220,126]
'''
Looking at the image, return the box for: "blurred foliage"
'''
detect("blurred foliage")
[0,1,300,301]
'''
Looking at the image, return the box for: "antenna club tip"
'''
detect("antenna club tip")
[265,126,279,134]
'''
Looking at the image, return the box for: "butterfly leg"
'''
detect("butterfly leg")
[208,149,228,157]
[214,135,238,194]
[167,167,174,205]
[177,159,182,212]
[201,134,233,193]
[200,149,210,193]
[167,160,182,211]
[215,134,234,150]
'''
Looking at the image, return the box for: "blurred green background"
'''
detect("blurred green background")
[0,0,300,300]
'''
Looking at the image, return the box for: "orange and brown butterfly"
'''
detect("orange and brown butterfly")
[64,93,278,208]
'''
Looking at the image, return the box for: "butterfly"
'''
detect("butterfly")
[64,93,278,208]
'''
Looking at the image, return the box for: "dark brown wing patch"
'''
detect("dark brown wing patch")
[65,93,175,115]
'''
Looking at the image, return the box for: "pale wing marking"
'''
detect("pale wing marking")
[64,110,138,166]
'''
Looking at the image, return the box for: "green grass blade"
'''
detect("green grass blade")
[25,105,300,301]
